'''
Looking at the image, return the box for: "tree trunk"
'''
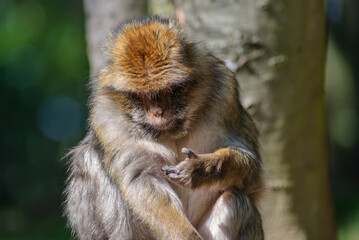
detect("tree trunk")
[84,0,336,239]
[171,0,336,239]
[83,0,148,76]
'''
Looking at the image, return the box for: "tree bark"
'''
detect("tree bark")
[84,0,336,239]
[172,0,336,239]
[83,0,148,76]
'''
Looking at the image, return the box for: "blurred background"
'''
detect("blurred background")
[326,0,359,239]
[0,0,358,239]
[0,0,87,239]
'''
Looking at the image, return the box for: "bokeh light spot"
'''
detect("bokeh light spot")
[37,96,82,142]
[326,0,343,24]
[331,109,359,148]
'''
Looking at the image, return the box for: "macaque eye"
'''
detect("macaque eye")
[121,91,139,100]
[171,84,184,94]
[171,79,195,96]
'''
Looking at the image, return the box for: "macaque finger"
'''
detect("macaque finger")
[167,173,182,180]
[181,148,198,159]
[162,165,180,175]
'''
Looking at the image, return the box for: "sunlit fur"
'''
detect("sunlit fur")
[65,16,264,240]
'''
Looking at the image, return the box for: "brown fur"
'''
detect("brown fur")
[100,20,195,93]
[65,16,264,240]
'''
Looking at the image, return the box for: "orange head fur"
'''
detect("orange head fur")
[99,18,195,93]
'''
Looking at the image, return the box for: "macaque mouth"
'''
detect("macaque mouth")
[149,105,167,118]
[140,92,175,131]
[146,107,174,130]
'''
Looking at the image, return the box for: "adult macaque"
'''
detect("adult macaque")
[65,16,264,240]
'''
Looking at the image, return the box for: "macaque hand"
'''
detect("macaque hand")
[162,148,222,189]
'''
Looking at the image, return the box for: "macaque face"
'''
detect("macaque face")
[100,19,206,137]
[141,84,193,134]
[139,91,174,131]
[111,81,193,136]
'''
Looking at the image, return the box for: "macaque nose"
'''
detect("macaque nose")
[150,106,163,117]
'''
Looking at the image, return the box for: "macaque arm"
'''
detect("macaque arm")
[104,141,202,240]
[162,146,264,239]
[163,146,261,190]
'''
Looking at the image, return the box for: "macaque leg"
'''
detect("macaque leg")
[105,148,202,240]
[198,190,264,240]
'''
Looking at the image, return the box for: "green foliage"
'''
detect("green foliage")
[0,0,88,238]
